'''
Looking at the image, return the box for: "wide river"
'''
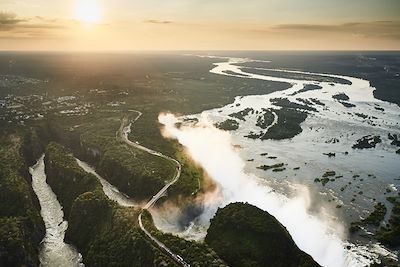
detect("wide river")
[153,55,400,267]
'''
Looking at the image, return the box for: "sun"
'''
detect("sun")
[74,0,102,24]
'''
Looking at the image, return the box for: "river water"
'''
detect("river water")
[154,55,400,267]
[30,155,83,267]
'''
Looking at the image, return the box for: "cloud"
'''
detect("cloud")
[143,19,173,24]
[0,11,66,39]
[272,21,400,39]
[0,11,26,29]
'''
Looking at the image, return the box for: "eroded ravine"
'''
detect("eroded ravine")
[75,159,136,207]
[30,155,83,267]
[75,112,190,267]
[119,112,190,267]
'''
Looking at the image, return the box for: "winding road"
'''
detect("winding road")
[119,111,190,267]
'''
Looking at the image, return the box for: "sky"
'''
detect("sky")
[0,0,399,51]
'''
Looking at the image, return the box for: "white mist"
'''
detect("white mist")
[159,113,374,267]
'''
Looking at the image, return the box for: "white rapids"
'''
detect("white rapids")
[30,155,84,267]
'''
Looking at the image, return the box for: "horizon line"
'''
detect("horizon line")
[0,49,400,53]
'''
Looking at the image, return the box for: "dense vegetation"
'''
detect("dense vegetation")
[76,114,174,200]
[97,141,174,200]
[261,108,307,140]
[352,135,382,149]
[350,196,400,249]
[44,142,227,266]
[257,163,285,171]
[1,52,399,265]
[1,53,290,206]
[142,210,227,267]
[289,84,322,96]
[0,132,45,267]
[378,196,400,247]
[22,127,47,166]
[215,119,239,131]
[67,192,174,267]
[255,109,275,129]
[350,203,387,233]
[246,103,309,140]
[44,142,178,266]
[167,142,203,198]
[271,97,317,112]
[45,142,102,218]
[76,113,198,201]
[205,202,320,267]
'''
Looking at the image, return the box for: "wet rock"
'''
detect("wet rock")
[388,133,400,147]
[229,108,254,121]
[352,135,382,149]
[272,167,286,172]
[257,163,284,171]
[245,131,262,139]
[322,171,336,177]
[271,97,317,112]
[325,138,339,144]
[296,98,314,106]
[354,113,368,119]
[309,98,325,106]
[332,93,350,101]
[338,101,356,108]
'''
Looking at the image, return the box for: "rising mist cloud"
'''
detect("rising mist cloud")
[158,112,378,267]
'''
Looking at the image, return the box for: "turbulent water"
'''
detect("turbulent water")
[30,156,83,267]
[154,55,400,267]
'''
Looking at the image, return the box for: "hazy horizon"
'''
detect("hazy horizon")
[1,0,399,51]
[1,49,400,53]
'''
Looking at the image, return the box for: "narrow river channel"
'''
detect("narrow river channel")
[30,155,83,267]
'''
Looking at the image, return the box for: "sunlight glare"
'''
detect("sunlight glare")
[74,0,102,24]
